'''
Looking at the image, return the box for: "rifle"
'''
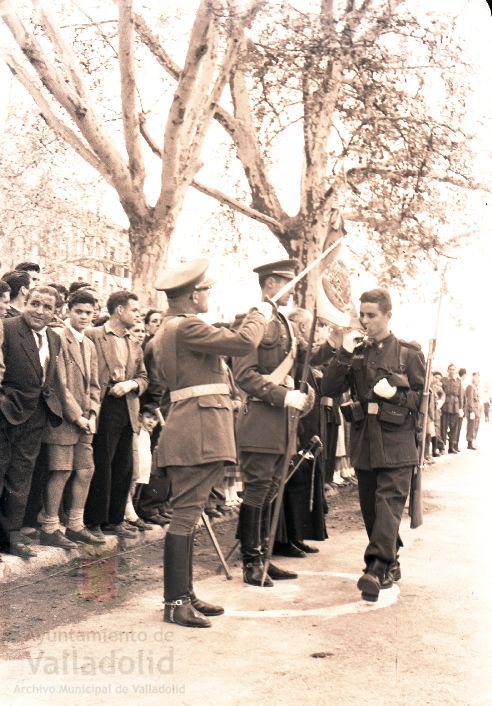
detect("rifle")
[409,264,447,529]
[261,306,318,585]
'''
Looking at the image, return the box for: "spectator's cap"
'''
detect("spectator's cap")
[155,258,214,297]
[253,259,298,280]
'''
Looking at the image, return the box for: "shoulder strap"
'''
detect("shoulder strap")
[398,341,409,372]
[262,312,297,385]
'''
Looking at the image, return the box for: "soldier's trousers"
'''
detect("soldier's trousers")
[166,461,225,535]
[240,452,285,508]
[355,466,413,567]
[441,412,459,451]
[466,416,480,443]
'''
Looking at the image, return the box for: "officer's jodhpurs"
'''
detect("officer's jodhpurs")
[166,461,225,535]
[240,452,285,508]
[355,466,413,567]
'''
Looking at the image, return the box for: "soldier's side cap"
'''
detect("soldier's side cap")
[155,258,214,296]
[253,259,298,280]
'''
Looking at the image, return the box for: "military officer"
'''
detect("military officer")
[321,288,425,602]
[233,260,310,587]
[153,258,272,628]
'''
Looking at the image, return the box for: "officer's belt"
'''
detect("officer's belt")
[169,384,229,403]
[320,396,333,407]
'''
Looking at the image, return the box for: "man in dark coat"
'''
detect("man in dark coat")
[0,286,63,558]
[154,258,271,628]
[233,260,311,588]
[322,288,425,602]
[84,291,148,539]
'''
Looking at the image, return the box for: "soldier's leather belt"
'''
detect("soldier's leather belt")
[320,396,334,407]
[367,402,379,415]
[169,384,229,403]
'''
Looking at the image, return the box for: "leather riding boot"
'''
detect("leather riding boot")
[357,558,387,602]
[163,532,211,628]
[238,503,273,587]
[188,531,224,616]
[260,504,297,581]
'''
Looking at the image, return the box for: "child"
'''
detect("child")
[124,405,160,530]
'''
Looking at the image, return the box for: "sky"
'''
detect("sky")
[1,0,491,382]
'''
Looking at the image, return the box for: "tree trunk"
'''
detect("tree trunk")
[128,222,170,308]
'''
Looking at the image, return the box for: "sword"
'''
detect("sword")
[201,511,233,580]
[269,237,343,305]
[220,435,323,570]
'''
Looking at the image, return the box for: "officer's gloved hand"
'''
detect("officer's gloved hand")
[373,377,397,400]
[469,412,475,420]
[255,302,274,323]
[342,330,362,354]
[458,408,464,418]
[284,390,308,410]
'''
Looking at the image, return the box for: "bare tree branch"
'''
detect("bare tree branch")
[2,50,106,177]
[116,0,146,190]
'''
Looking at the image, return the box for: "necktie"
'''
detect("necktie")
[35,331,48,382]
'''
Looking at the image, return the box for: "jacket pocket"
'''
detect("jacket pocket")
[197,395,233,457]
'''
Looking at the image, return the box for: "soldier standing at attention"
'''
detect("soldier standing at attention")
[321,288,425,602]
[153,259,272,628]
[233,260,310,588]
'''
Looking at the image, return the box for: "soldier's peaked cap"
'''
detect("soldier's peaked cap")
[253,259,298,280]
[155,258,214,297]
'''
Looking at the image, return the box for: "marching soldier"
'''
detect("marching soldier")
[153,258,272,628]
[233,260,311,587]
[321,288,425,602]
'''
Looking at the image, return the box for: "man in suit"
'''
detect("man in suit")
[154,258,271,628]
[84,290,148,539]
[41,289,103,548]
[0,285,63,558]
[233,260,309,588]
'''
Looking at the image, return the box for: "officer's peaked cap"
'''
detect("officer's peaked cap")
[253,259,298,280]
[155,258,214,297]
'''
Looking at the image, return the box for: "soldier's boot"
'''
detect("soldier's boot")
[357,558,387,602]
[260,503,297,581]
[163,532,211,628]
[238,504,273,587]
[188,531,224,616]
[381,555,402,589]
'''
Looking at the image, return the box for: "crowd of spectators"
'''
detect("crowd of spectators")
[0,261,488,562]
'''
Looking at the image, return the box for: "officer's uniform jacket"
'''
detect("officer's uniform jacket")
[441,377,463,414]
[321,333,425,470]
[464,383,482,418]
[154,311,266,467]
[233,312,295,455]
